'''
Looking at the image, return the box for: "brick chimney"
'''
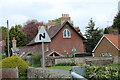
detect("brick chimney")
[60,14,73,24]
[12,37,16,49]
[61,14,71,21]
[47,20,56,29]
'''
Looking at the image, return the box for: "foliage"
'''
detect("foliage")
[55,62,76,66]
[84,18,103,52]
[2,55,7,59]
[0,56,28,77]
[112,11,120,34]
[0,26,7,41]
[23,19,44,43]
[84,64,119,80]
[28,53,42,67]
[4,25,27,55]
[54,18,61,24]
[48,66,72,71]
[104,28,109,34]
[113,11,120,28]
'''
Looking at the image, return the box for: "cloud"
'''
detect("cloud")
[0,0,119,34]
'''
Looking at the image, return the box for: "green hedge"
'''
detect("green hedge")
[84,65,119,80]
[55,62,76,66]
[28,53,42,67]
[0,56,28,77]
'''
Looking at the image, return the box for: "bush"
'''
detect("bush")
[28,53,42,67]
[55,62,76,66]
[84,65,119,80]
[0,56,28,77]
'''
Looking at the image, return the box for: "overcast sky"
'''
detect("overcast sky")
[0,0,119,33]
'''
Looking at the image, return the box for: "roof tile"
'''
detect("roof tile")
[105,34,120,49]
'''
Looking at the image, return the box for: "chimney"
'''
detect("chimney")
[60,14,71,22]
[12,37,16,49]
[47,20,56,29]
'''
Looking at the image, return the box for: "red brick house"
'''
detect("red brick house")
[11,14,86,57]
[92,34,120,57]
[27,21,86,56]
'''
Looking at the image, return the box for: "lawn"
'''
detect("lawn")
[47,66,72,71]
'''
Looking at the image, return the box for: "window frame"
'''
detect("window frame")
[107,53,112,56]
[100,53,104,57]
[63,29,71,38]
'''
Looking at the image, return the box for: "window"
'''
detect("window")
[63,29,71,38]
[107,53,112,56]
[100,53,104,56]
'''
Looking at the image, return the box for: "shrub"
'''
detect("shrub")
[84,65,119,80]
[0,56,28,77]
[55,62,76,66]
[28,53,42,67]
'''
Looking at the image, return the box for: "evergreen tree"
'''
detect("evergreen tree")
[112,11,120,34]
[85,18,103,53]
[104,28,109,34]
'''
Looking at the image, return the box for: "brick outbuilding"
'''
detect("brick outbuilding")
[92,34,120,56]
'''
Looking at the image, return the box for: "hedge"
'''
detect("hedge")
[84,64,119,80]
[55,62,76,66]
[0,56,28,77]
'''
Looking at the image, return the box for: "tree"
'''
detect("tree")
[104,28,109,34]
[23,19,44,43]
[0,26,7,41]
[4,25,26,55]
[85,18,103,53]
[54,18,61,24]
[112,11,120,34]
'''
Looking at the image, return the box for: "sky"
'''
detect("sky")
[0,0,119,33]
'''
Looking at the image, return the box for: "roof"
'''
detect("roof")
[28,21,85,45]
[92,34,120,52]
[105,34,120,49]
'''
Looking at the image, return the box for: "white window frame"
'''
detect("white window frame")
[63,29,71,38]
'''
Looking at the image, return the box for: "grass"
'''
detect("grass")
[47,66,72,71]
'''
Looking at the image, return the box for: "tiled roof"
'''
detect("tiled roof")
[28,21,85,45]
[12,46,41,56]
[105,34,120,49]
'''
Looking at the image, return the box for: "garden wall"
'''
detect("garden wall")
[27,67,70,78]
[55,56,120,65]
[0,67,18,79]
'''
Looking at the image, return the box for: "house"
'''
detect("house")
[92,34,120,57]
[12,14,86,57]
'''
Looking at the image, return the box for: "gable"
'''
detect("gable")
[93,35,120,52]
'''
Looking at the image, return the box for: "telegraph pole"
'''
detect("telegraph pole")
[7,20,10,57]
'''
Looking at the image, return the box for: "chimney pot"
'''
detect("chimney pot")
[12,37,16,49]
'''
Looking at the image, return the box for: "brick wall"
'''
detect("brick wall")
[0,67,18,79]
[55,57,120,65]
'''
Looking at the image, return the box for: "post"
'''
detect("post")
[7,20,10,57]
[42,42,45,69]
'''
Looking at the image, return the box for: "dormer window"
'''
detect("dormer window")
[63,29,71,38]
